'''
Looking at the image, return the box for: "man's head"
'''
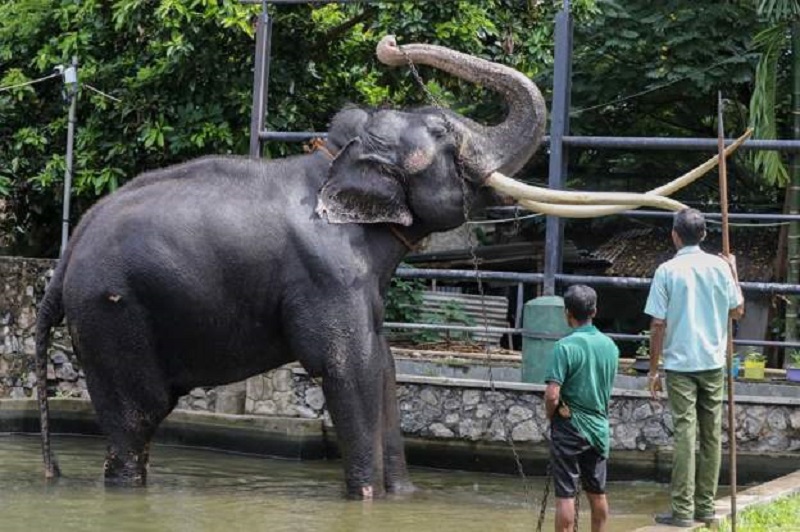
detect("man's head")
[563,284,597,326]
[672,208,706,248]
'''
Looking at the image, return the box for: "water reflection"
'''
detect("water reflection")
[0,435,668,531]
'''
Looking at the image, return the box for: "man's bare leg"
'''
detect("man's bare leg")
[555,497,576,532]
[586,492,609,532]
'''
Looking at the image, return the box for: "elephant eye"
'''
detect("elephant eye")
[429,125,447,139]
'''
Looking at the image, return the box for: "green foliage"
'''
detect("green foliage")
[568,0,773,207]
[384,276,424,324]
[635,330,650,358]
[757,0,800,22]
[417,300,475,344]
[0,0,260,255]
[745,350,766,362]
[1,0,595,256]
[787,349,800,366]
[719,493,800,531]
[748,23,790,186]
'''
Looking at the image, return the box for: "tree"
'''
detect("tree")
[0,0,597,256]
[569,0,766,205]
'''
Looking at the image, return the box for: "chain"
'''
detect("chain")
[535,473,551,532]
[400,44,537,519]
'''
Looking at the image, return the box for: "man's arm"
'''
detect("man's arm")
[545,382,561,420]
[649,318,666,399]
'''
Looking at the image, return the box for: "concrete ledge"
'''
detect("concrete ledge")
[295,367,800,406]
[0,398,328,460]
[633,469,800,531]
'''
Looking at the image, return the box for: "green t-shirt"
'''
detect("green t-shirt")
[545,324,619,457]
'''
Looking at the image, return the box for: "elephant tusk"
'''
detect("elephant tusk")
[485,173,687,210]
[486,129,752,218]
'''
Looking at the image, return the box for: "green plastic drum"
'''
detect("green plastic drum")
[521,296,571,383]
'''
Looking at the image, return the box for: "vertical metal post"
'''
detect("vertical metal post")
[60,58,78,257]
[542,0,573,295]
[249,2,273,159]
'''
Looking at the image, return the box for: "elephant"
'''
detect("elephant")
[34,35,548,498]
[34,29,750,498]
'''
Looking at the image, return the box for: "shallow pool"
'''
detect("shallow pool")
[0,434,669,531]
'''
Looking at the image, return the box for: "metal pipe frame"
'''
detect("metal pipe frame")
[561,136,800,151]
[394,267,800,295]
[543,1,572,295]
[384,322,800,349]
[487,206,800,221]
[248,4,272,158]
[243,1,800,351]
[252,131,800,152]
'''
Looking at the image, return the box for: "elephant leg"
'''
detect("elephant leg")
[380,341,414,494]
[74,305,176,486]
[322,364,386,499]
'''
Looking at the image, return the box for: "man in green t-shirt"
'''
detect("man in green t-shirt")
[545,285,619,532]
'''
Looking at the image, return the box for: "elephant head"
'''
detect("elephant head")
[316,35,547,233]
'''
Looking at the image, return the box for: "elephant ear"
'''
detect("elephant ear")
[316,138,413,226]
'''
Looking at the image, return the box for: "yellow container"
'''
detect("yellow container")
[743,359,766,380]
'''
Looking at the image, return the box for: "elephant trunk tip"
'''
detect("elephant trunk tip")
[377,35,405,67]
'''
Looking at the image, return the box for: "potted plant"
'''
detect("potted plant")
[787,350,800,383]
[743,351,766,380]
[633,331,651,374]
[730,353,742,379]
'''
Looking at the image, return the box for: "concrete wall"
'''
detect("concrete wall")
[3,256,800,454]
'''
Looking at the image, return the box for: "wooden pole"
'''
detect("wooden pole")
[718,91,737,531]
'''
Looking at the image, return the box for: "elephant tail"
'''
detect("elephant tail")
[35,262,66,480]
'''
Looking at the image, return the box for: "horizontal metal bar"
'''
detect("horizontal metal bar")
[256,132,800,153]
[396,268,544,283]
[385,324,800,349]
[487,206,800,222]
[384,322,516,335]
[396,268,800,295]
[259,130,327,141]
[561,136,800,152]
[601,210,800,222]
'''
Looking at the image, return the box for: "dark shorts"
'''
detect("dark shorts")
[549,417,607,498]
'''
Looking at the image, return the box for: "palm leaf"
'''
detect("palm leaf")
[749,22,790,186]
[757,0,800,23]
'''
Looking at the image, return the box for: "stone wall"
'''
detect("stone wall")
[242,370,800,453]
[0,257,86,400]
[3,255,800,454]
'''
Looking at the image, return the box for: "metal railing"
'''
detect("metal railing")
[241,0,800,353]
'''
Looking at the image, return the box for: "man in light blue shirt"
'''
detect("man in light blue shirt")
[644,208,744,528]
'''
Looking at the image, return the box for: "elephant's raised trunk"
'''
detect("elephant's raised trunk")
[377,35,546,178]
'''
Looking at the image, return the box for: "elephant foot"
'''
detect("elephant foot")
[103,449,148,487]
[386,479,416,496]
[44,460,61,481]
[345,484,385,500]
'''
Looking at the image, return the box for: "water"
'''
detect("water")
[0,434,669,531]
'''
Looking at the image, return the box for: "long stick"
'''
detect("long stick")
[718,91,737,531]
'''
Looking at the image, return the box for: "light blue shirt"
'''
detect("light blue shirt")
[644,245,743,372]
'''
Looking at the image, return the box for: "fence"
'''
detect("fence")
[241,0,800,353]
